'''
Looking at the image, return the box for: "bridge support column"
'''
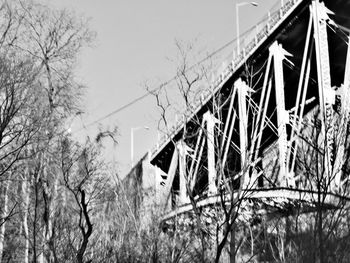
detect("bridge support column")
[203,111,220,195]
[270,42,293,187]
[312,0,336,184]
[177,140,192,204]
[236,79,254,188]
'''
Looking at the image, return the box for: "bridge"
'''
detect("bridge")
[148,0,350,260]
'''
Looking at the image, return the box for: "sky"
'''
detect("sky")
[44,0,282,177]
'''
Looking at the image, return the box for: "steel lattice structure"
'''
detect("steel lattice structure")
[150,0,350,222]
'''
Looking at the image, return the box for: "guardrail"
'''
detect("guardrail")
[151,0,301,160]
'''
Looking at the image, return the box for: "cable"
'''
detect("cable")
[73,0,302,133]
[72,33,253,133]
[73,79,175,133]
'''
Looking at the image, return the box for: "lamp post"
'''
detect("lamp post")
[236,1,258,55]
[131,126,149,168]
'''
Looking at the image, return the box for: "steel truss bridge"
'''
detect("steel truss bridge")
[150,0,350,222]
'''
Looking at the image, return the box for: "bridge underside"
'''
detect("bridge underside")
[151,0,350,221]
[160,188,348,223]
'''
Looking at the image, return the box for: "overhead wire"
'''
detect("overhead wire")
[74,0,350,135]
[72,16,273,134]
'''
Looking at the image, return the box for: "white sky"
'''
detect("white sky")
[44,0,282,177]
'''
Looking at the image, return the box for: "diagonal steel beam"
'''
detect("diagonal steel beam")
[189,119,205,190]
[288,11,313,173]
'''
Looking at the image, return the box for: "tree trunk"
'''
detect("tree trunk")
[229,224,236,263]
[0,178,11,263]
[38,227,45,263]
[76,189,93,263]
[22,177,30,263]
[33,178,39,263]
[43,177,59,263]
[318,207,324,263]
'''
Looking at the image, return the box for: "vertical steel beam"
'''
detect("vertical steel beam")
[312,1,335,182]
[204,111,219,195]
[236,79,250,188]
[270,42,291,187]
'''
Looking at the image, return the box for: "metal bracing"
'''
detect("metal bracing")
[221,85,237,155]
[342,34,350,114]
[189,119,205,191]
[250,53,273,166]
[312,0,336,179]
[248,98,278,136]
[190,134,205,192]
[221,85,238,169]
[222,110,238,168]
[288,12,314,174]
[333,34,350,190]
[219,85,240,192]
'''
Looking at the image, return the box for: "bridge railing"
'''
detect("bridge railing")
[151,0,302,159]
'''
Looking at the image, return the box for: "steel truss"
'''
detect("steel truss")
[157,0,350,214]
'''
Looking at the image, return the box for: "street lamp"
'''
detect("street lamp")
[131,126,150,168]
[236,1,258,55]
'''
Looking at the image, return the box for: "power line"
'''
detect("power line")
[73,39,239,133]
[74,77,176,132]
[73,2,285,133]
